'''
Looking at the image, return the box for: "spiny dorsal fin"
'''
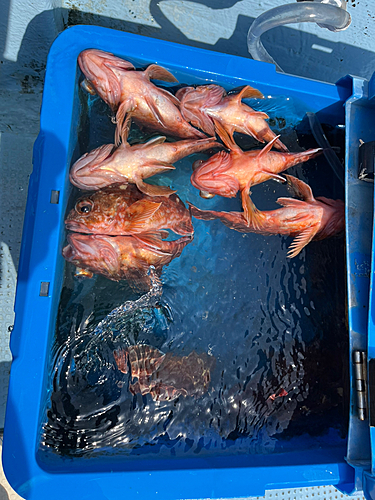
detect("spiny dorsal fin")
[285,174,315,203]
[145,64,178,83]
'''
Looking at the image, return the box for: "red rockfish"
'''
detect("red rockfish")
[190,131,322,225]
[113,345,215,401]
[78,49,205,144]
[65,185,193,237]
[176,84,288,151]
[62,232,192,288]
[189,175,344,258]
[70,135,219,196]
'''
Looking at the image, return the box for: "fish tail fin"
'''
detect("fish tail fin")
[113,348,129,373]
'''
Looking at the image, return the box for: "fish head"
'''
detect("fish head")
[65,188,126,234]
[78,49,134,109]
[62,233,120,279]
[69,144,125,190]
[190,151,239,197]
[315,197,345,239]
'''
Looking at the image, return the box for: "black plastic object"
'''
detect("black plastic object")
[307,112,344,185]
[358,141,375,182]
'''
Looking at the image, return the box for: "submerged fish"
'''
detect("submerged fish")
[113,345,215,401]
[190,128,323,225]
[78,49,205,144]
[176,84,288,151]
[65,185,194,237]
[70,135,218,196]
[62,232,192,288]
[189,175,344,258]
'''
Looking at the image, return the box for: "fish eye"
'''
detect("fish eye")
[75,199,94,215]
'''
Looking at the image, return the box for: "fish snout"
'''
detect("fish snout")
[78,49,123,109]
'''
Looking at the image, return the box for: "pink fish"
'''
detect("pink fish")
[78,49,205,144]
[62,232,192,288]
[176,84,288,151]
[189,175,344,258]
[113,346,215,401]
[65,184,194,237]
[70,135,219,196]
[190,127,322,225]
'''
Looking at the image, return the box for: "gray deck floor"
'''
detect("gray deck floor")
[0,0,374,498]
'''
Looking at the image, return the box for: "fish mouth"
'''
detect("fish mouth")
[70,167,125,191]
[64,220,93,233]
[63,233,98,261]
[69,172,114,191]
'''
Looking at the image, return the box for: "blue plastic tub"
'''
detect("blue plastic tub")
[3,25,372,500]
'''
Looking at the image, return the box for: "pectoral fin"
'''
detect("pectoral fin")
[134,232,172,254]
[145,64,178,83]
[115,99,135,146]
[144,95,169,128]
[212,118,242,153]
[249,111,269,120]
[157,87,181,107]
[256,135,282,158]
[181,106,215,136]
[136,180,177,197]
[235,85,264,101]
[241,187,266,229]
[122,200,162,232]
[262,172,286,183]
[287,225,319,258]
[138,136,167,148]
[285,174,315,202]
[276,197,309,208]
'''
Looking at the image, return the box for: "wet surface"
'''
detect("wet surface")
[38,73,348,464]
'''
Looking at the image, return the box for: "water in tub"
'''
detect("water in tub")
[38,71,347,462]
